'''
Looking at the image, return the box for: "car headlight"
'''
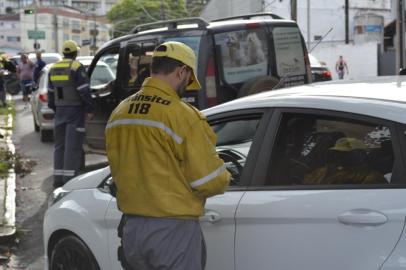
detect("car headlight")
[48,188,71,208]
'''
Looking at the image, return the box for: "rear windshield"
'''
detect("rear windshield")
[214,29,268,84]
[272,27,306,77]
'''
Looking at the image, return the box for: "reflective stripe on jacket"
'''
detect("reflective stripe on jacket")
[49,59,85,106]
[106,77,230,219]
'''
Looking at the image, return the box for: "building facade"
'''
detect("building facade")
[20,6,111,54]
[0,14,21,55]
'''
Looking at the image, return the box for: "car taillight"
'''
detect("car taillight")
[205,57,217,108]
[323,70,332,78]
[39,93,48,103]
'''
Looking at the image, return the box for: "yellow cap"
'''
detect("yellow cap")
[330,138,367,152]
[62,40,80,54]
[152,41,201,90]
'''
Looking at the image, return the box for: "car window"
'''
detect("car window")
[267,113,395,187]
[214,29,269,85]
[211,116,261,186]
[89,50,118,90]
[273,27,306,78]
[124,44,152,92]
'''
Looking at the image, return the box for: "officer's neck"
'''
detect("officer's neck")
[151,74,178,94]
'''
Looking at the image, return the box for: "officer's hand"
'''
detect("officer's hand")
[85,113,94,121]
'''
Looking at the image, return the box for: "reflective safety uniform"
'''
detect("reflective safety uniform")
[304,164,387,185]
[106,77,230,218]
[48,58,93,186]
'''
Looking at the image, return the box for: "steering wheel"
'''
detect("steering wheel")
[218,149,246,185]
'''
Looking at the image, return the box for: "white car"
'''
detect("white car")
[31,58,115,142]
[44,77,406,270]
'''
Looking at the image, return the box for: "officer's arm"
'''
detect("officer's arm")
[184,120,230,199]
[74,64,94,113]
[47,72,56,111]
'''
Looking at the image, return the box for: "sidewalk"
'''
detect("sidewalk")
[0,98,16,242]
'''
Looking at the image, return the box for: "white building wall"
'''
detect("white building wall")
[201,0,262,21]
[0,19,21,55]
[20,10,111,54]
[312,42,378,80]
[263,0,394,45]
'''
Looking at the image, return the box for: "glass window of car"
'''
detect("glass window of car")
[211,116,261,186]
[267,113,395,186]
[89,50,118,90]
[214,29,269,85]
[123,45,152,92]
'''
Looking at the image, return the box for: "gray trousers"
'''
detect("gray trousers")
[53,106,85,187]
[122,215,206,270]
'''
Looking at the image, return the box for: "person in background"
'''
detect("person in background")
[16,54,34,108]
[48,40,94,188]
[335,55,349,80]
[33,51,46,89]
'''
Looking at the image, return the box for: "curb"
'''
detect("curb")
[0,95,16,242]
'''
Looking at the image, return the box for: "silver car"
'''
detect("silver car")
[31,58,115,142]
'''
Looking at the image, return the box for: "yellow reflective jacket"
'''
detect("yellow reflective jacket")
[106,77,230,219]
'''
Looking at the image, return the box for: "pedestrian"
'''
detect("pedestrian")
[48,40,94,188]
[105,41,230,270]
[335,55,349,80]
[32,51,46,89]
[16,53,34,108]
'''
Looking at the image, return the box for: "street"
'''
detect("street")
[3,95,107,269]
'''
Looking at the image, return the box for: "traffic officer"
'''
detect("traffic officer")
[106,41,230,270]
[48,40,94,188]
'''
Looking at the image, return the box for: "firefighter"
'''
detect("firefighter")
[48,40,94,188]
[105,41,230,270]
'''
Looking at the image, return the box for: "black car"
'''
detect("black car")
[84,13,313,152]
[309,53,332,82]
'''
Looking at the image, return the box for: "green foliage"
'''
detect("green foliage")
[107,0,188,37]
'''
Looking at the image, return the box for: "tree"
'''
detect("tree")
[107,0,188,37]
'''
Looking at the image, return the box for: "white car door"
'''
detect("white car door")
[203,110,270,270]
[235,110,406,270]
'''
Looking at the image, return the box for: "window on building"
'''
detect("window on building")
[63,18,69,28]
[63,33,69,40]
[71,20,80,31]
[72,35,80,44]
[7,36,20,42]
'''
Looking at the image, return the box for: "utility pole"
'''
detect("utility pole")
[53,0,58,52]
[307,0,310,49]
[291,0,297,21]
[345,0,349,44]
[396,0,405,72]
[34,0,38,51]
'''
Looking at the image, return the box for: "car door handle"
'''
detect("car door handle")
[199,210,222,223]
[337,209,388,226]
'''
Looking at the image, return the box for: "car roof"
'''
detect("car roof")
[204,76,406,124]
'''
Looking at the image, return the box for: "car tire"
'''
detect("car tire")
[33,117,40,132]
[50,235,100,270]
[40,129,53,142]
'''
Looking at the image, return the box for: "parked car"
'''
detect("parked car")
[45,76,406,270]
[309,53,332,82]
[84,12,312,152]
[5,53,62,95]
[31,58,115,142]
